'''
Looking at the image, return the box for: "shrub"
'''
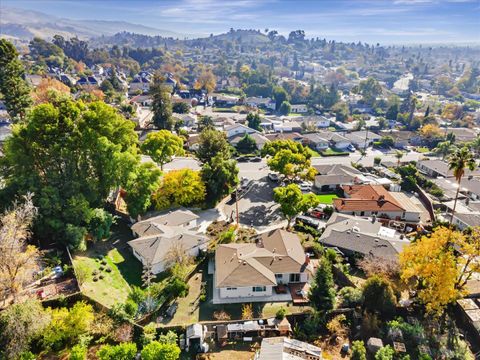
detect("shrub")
[362,276,397,316]
[338,286,363,307]
[165,278,189,298]
[69,344,87,360]
[351,340,367,360]
[124,300,138,318]
[275,307,287,320]
[375,345,395,360]
[141,341,181,360]
[213,310,231,320]
[96,342,137,360]
[241,304,254,319]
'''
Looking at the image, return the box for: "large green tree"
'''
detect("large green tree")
[246,112,261,131]
[357,77,382,106]
[362,276,397,317]
[263,140,316,181]
[273,184,319,228]
[124,162,162,219]
[0,98,145,249]
[141,130,185,170]
[236,133,258,154]
[151,74,173,130]
[201,154,239,205]
[0,39,32,122]
[196,128,231,164]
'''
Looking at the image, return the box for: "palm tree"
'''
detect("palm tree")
[448,147,477,225]
[434,141,454,160]
[395,151,404,168]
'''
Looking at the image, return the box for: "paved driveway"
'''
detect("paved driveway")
[222,177,285,229]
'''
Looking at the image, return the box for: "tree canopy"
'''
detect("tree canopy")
[263,140,316,181]
[0,98,148,249]
[0,39,32,122]
[273,183,319,227]
[400,226,480,315]
[309,257,336,312]
[152,169,206,210]
[141,130,185,170]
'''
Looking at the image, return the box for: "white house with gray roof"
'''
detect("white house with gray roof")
[128,209,207,273]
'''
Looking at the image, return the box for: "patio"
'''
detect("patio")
[212,286,293,304]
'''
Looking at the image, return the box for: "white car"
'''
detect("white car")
[298,181,313,192]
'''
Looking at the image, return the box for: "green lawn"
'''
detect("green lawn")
[288,113,302,117]
[320,148,350,156]
[316,193,339,204]
[72,222,143,308]
[415,146,431,153]
[306,147,321,157]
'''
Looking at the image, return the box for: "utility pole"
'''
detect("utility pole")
[235,185,239,226]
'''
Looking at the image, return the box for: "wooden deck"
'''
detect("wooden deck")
[289,283,310,305]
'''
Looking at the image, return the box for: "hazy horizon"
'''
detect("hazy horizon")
[2,0,480,45]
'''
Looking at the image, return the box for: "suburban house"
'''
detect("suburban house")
[245,97,276,110]
[213,94,239,107]
[417,159,480,178]
[452,212,480,231]
[128,209,208,274]
[299,115,331,128]
[316,130,352,150]
[225,123,259,138]
[173,113,197,129]
[273,121,303,133]
[333,184,422,223]
[319,213,409,261]
[77,76,99,87]
[290,104,308,113]
[302,133,330,151]
[229,132,269,150]
[344,130,381,149]
[129,73,152,94]
[213,229,314,304]
[313,164,362,192]
[380,130,419,149]
[444,128,479,143]
[255,337,322,360]
[265,132,304,143]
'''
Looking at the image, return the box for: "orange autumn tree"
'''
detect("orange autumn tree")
[419,124,442,139]
[32,78,70,104]
[399,226,480,316]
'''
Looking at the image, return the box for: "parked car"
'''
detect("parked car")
[249,156,262,162]
[268,172,280,182]
[307,209,324,219]
[298,181,313,192]
[240,177,253,190]
[295,215,322,229]
[236,156,249,162]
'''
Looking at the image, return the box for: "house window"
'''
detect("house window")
[402,212,406,219]
[289,273,301,282]
[226,287,237,291]
[252,286,266,292]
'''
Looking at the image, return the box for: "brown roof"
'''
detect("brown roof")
[334,184,405,212]
[215,229,311,288]
[265,132,303,141]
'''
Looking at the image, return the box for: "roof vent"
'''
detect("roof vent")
[352,226,360,233]
[346,230,351,234]
[242,261,247,265]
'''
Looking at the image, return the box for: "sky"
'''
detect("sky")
[3,0,480,44]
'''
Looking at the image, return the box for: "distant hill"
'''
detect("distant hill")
[208,29,270,44]
[0,7,184,41]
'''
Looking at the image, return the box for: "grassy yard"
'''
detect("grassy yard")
[306,147,321,157]
[72,222,143,308]
[415,146,431,153]
[320,148,350,156]
[316,193,339,204]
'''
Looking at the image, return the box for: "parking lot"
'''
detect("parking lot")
[222,176,285,229]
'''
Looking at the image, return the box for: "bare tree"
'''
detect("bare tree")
[0,194,41,304]
[163,242,193,270]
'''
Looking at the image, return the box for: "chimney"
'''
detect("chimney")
[305,253,310,265]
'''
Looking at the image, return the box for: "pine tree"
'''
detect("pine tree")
[150,74,173,130]
[309,257,336,312]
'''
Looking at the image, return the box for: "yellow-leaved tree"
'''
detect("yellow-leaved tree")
[399,226,480,316]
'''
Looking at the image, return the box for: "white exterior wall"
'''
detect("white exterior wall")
[226,127,255,138]
[291,104,308,113]
[339,209,420,223]
[333,141,351,150]
[219,285,273,299]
